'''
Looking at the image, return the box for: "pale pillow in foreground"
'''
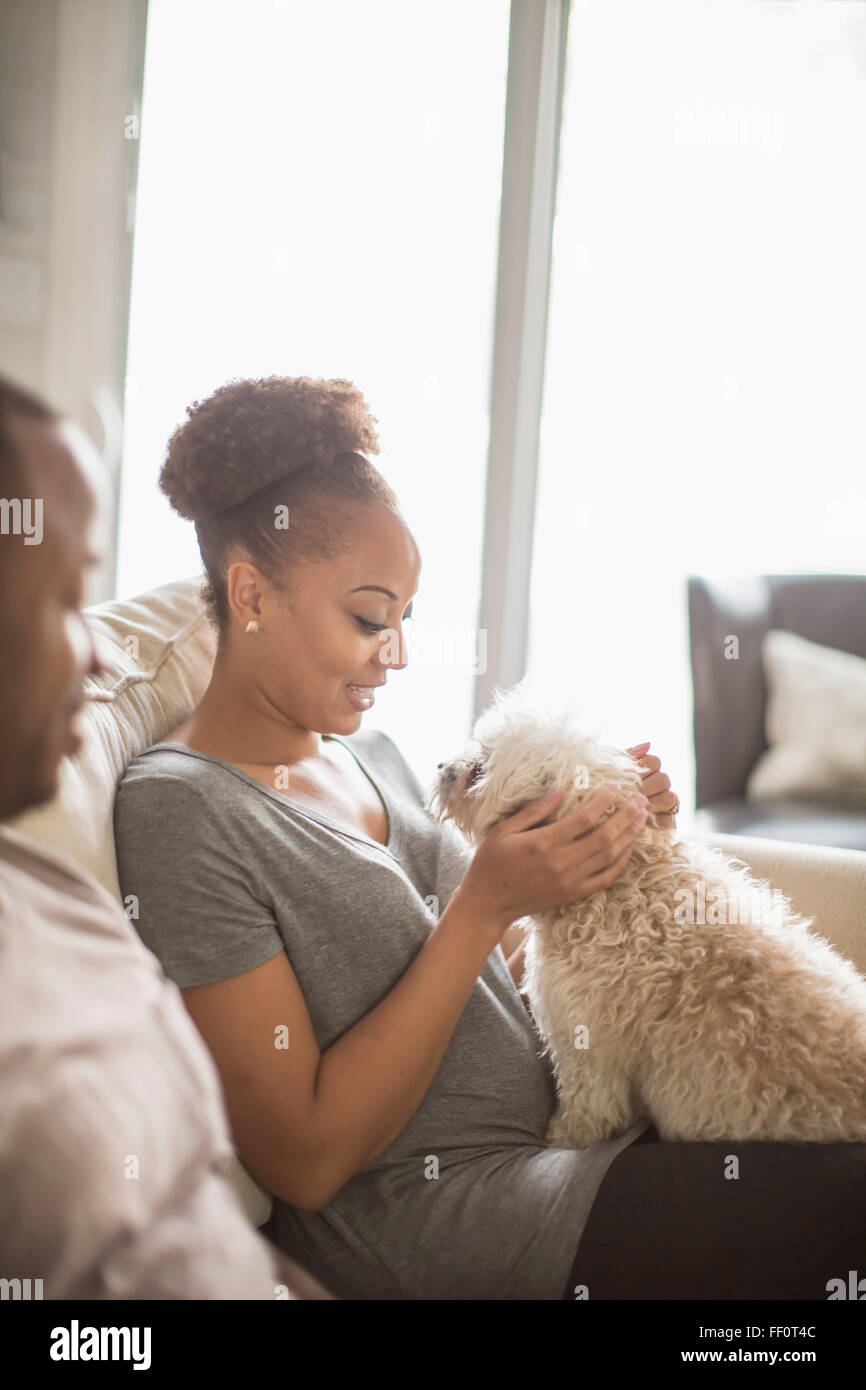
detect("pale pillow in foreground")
[8,575,215,897]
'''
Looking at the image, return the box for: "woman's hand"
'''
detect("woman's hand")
[456,783,649,936]
[626,740,679,828]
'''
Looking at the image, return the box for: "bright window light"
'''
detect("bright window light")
[526,0,866,821]
[119,0,510,783]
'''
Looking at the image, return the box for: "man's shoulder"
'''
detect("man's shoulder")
[0,823,116,907]
[0,823,153,963]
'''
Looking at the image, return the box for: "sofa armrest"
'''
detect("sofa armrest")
[694,831,866,979]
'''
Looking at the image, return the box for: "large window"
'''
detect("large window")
[122,0,866,801]
[119,0,510,779]
[525,0,866,820]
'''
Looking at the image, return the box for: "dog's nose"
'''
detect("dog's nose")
[436,761,444,769]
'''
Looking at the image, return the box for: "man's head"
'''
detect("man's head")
[0,376,106,820]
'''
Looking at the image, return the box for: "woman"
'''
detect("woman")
[114,377,866,1300]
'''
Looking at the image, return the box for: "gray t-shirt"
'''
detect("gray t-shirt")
[114,728,647,1299]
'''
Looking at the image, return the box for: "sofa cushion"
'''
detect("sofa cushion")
[8,574,216,898]
[695,830,866,980]
[747,629,866,806]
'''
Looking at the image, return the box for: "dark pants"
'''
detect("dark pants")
[562,1123,866,1299]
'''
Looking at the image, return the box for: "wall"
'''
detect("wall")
[0,0,147,601]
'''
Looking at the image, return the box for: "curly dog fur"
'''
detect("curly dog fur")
[430,687,866,1146]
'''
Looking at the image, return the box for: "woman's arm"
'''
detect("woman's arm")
[182,882,506,1213]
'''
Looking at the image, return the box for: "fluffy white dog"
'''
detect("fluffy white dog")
[430,688,866,1146]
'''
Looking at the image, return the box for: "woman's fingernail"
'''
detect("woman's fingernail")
[542,787,560,802]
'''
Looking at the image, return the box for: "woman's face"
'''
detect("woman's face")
[231,504,421,736]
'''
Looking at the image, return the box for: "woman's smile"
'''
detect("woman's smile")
[345,680,385,711]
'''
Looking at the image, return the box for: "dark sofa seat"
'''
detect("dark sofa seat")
[693,796,866,851]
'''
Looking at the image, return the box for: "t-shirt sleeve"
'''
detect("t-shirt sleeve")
[113,771,286,989]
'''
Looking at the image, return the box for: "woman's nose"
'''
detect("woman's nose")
[379,625,410,672]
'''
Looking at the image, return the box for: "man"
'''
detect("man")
[0,374,332,1299]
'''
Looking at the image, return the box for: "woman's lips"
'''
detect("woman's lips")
[346,683,376,711]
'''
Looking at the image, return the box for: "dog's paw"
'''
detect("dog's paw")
[546,1111,624,1149]
[544,1113,571,1146]
[545,1114,600,1149]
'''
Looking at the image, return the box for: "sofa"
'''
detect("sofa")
[9,574,866,1234]
[688,573,866,850]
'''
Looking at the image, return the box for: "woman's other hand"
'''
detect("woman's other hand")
[626,741,679,829]
[456,783,648,933]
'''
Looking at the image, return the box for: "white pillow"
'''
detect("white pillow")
[747,629,866,804]
[8,573,216,897]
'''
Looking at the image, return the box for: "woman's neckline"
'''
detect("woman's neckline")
[145,733,402,860]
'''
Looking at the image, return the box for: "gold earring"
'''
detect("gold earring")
[245,619,260,635]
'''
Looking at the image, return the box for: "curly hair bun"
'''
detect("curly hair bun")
[159,375,381,521]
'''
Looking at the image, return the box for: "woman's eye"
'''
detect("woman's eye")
[355,613,414,635]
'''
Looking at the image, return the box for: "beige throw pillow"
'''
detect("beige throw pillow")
[8,574,216,896]
[747,629,866,804]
